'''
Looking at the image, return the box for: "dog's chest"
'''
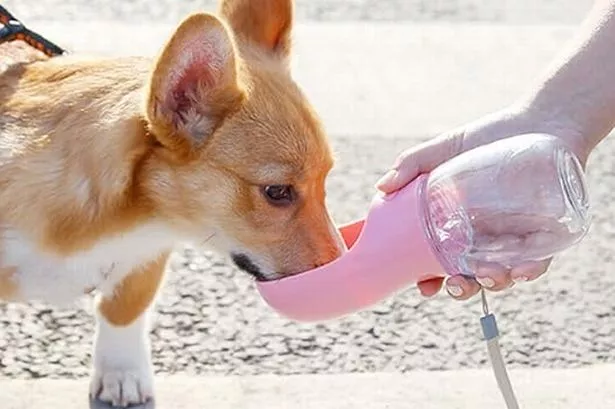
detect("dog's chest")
[1,223,176,304]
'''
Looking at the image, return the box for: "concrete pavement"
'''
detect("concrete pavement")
[3,364,615,409]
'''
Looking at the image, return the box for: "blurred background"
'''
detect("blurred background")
[1,0,612,386]
[0,0,594,24]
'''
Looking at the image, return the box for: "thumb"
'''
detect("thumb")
[376,133,463,193]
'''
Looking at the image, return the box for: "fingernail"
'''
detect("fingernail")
[446,284,463,297]
[476,276,495,288]
[513,276,528,283]
[376,169,398,188]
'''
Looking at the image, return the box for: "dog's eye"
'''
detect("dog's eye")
[262,185,296,206]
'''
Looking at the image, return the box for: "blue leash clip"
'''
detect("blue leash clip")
[481,312,500,341]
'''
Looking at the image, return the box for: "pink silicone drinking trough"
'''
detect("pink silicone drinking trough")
[256,174,450,322]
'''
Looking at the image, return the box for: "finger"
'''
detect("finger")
[444,275,481,300]
[376,134,462,193]
[417,277,445,297]
[510,258,552,283]
[475,262,513,292]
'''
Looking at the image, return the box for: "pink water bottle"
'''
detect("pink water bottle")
[256,133,592,322]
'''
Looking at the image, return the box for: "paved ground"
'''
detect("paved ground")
[0,0,595,24]
[4,364,615,409]
[1,0,615,388]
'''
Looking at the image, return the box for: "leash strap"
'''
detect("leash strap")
[0,5,66,57]
[480,289,521,409]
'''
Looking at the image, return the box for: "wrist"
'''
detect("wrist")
[507,98,596,166]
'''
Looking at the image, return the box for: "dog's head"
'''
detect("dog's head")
[143,0,345,280]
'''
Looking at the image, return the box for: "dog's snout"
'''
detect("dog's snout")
[315,248,343,269]
[307,238,345,271]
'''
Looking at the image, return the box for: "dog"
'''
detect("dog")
[0,0,345,406]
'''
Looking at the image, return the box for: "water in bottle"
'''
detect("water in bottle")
[422,133,591,277]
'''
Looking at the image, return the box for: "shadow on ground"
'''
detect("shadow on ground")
[90,399,154,409]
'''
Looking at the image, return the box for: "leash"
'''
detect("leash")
[479,288,521,409]
[0,5,66,57]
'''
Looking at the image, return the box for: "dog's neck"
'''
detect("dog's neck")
[0,52,183,255]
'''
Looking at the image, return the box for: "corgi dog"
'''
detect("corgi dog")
[0,0,345,406]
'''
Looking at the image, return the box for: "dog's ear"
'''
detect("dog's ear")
[218,0,294,60]
[146,13,244,157]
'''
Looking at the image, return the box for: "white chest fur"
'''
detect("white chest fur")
[1,223,178,305]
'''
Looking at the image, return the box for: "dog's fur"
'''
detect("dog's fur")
[0,0,344,406]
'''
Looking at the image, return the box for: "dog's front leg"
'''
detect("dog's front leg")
[89,253,168,407]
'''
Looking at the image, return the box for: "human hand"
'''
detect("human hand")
[376,105,590,300]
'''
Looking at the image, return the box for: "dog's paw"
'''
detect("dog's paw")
[89,367,154,407]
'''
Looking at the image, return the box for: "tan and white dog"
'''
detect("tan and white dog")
[0,0,345,406]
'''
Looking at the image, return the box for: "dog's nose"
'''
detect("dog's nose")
[231,253,267,281]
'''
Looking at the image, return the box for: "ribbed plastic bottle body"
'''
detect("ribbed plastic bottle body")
[420,133,591,277]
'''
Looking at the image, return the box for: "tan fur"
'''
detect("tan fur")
[219,0,294,57]
[0,53,156,255]
[99,253,168,326]
[0,0,343,315]
[0,267,17,300]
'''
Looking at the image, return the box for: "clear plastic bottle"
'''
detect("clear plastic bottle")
[422,133,591,277]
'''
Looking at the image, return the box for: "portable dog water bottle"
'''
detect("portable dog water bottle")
[256,133,592,322]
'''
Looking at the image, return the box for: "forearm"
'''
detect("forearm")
[517,0,615,158]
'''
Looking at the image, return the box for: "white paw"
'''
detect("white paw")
[90,367,154,407]
[91,307,155,407]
